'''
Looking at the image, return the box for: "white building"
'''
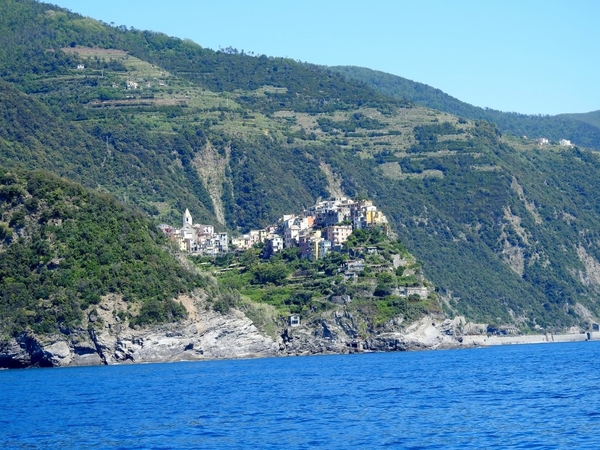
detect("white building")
[285,225,301,248]
[559,139,574,147]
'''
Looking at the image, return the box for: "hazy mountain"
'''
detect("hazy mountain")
[559,110,600,129]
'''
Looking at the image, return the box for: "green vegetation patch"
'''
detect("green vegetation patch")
[0,169,205,336]
[195,228,435,327]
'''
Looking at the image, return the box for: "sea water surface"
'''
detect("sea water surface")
[1,341,600,449]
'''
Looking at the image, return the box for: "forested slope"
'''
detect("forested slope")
[332,65,600,150]
[2,0,600,332]
[0,169,204,337]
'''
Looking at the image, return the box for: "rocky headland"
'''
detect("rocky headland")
[3,293,598,369]
[0,293,471,369]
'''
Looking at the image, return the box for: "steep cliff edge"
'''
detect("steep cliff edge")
[0,292,467,368]
[0,293,279,368]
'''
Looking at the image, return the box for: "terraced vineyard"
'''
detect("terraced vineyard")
[3,0,600,332]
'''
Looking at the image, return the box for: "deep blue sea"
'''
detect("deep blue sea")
[1,341,600,449]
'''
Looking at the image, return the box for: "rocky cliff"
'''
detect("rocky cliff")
[0,293,468,369]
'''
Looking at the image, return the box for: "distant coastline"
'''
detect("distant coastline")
[462,331,600,347]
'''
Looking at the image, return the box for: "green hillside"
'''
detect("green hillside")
[331,66,600,150]
[0,169,204,337]
[197,227,438,333]
[560,110,600,130]
[2,0,600,332]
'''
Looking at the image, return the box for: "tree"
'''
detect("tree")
[251,263,289,285]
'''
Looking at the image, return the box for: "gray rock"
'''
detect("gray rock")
[0,337,32,368]
[42,341,72,366]
[0,293,465,369]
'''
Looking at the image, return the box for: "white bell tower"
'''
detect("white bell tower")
[183,208,193,228]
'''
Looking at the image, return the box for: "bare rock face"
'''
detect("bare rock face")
[0,293,467,369]
[0,294,280,368]
[92,311,281,365]
[42,341,72,366]
[0,335,37,368]
[280,310,464,356]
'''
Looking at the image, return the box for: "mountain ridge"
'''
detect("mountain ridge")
[2,0,600,354]
[331,65,600,149]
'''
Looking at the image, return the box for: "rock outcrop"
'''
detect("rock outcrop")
[0,294,469,369]
[280,310,465,356]
[0,294,280,368]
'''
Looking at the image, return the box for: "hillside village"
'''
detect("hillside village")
[160,197,431,320]
[158,198,430,300]
[158,197,390,260]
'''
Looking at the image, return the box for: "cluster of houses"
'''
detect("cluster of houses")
[235,197,389,261]
[535,137,574,147]
[158,209,229,256]
[159,198,430,323]
[280,197,387,259]
[158,197,389,261]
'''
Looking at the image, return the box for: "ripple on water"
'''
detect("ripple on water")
[1,342,600,449]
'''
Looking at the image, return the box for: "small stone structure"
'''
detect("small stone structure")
[289,314,301,327]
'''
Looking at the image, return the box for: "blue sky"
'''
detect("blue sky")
[50,0,599,115]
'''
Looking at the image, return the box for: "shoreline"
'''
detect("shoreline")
[3,331,600,370]
[4,312,600,369]
[461,331,600,347]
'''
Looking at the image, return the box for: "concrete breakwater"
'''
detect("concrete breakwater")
[462,331,600,347]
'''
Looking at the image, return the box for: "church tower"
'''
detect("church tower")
[183,208,193,228]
